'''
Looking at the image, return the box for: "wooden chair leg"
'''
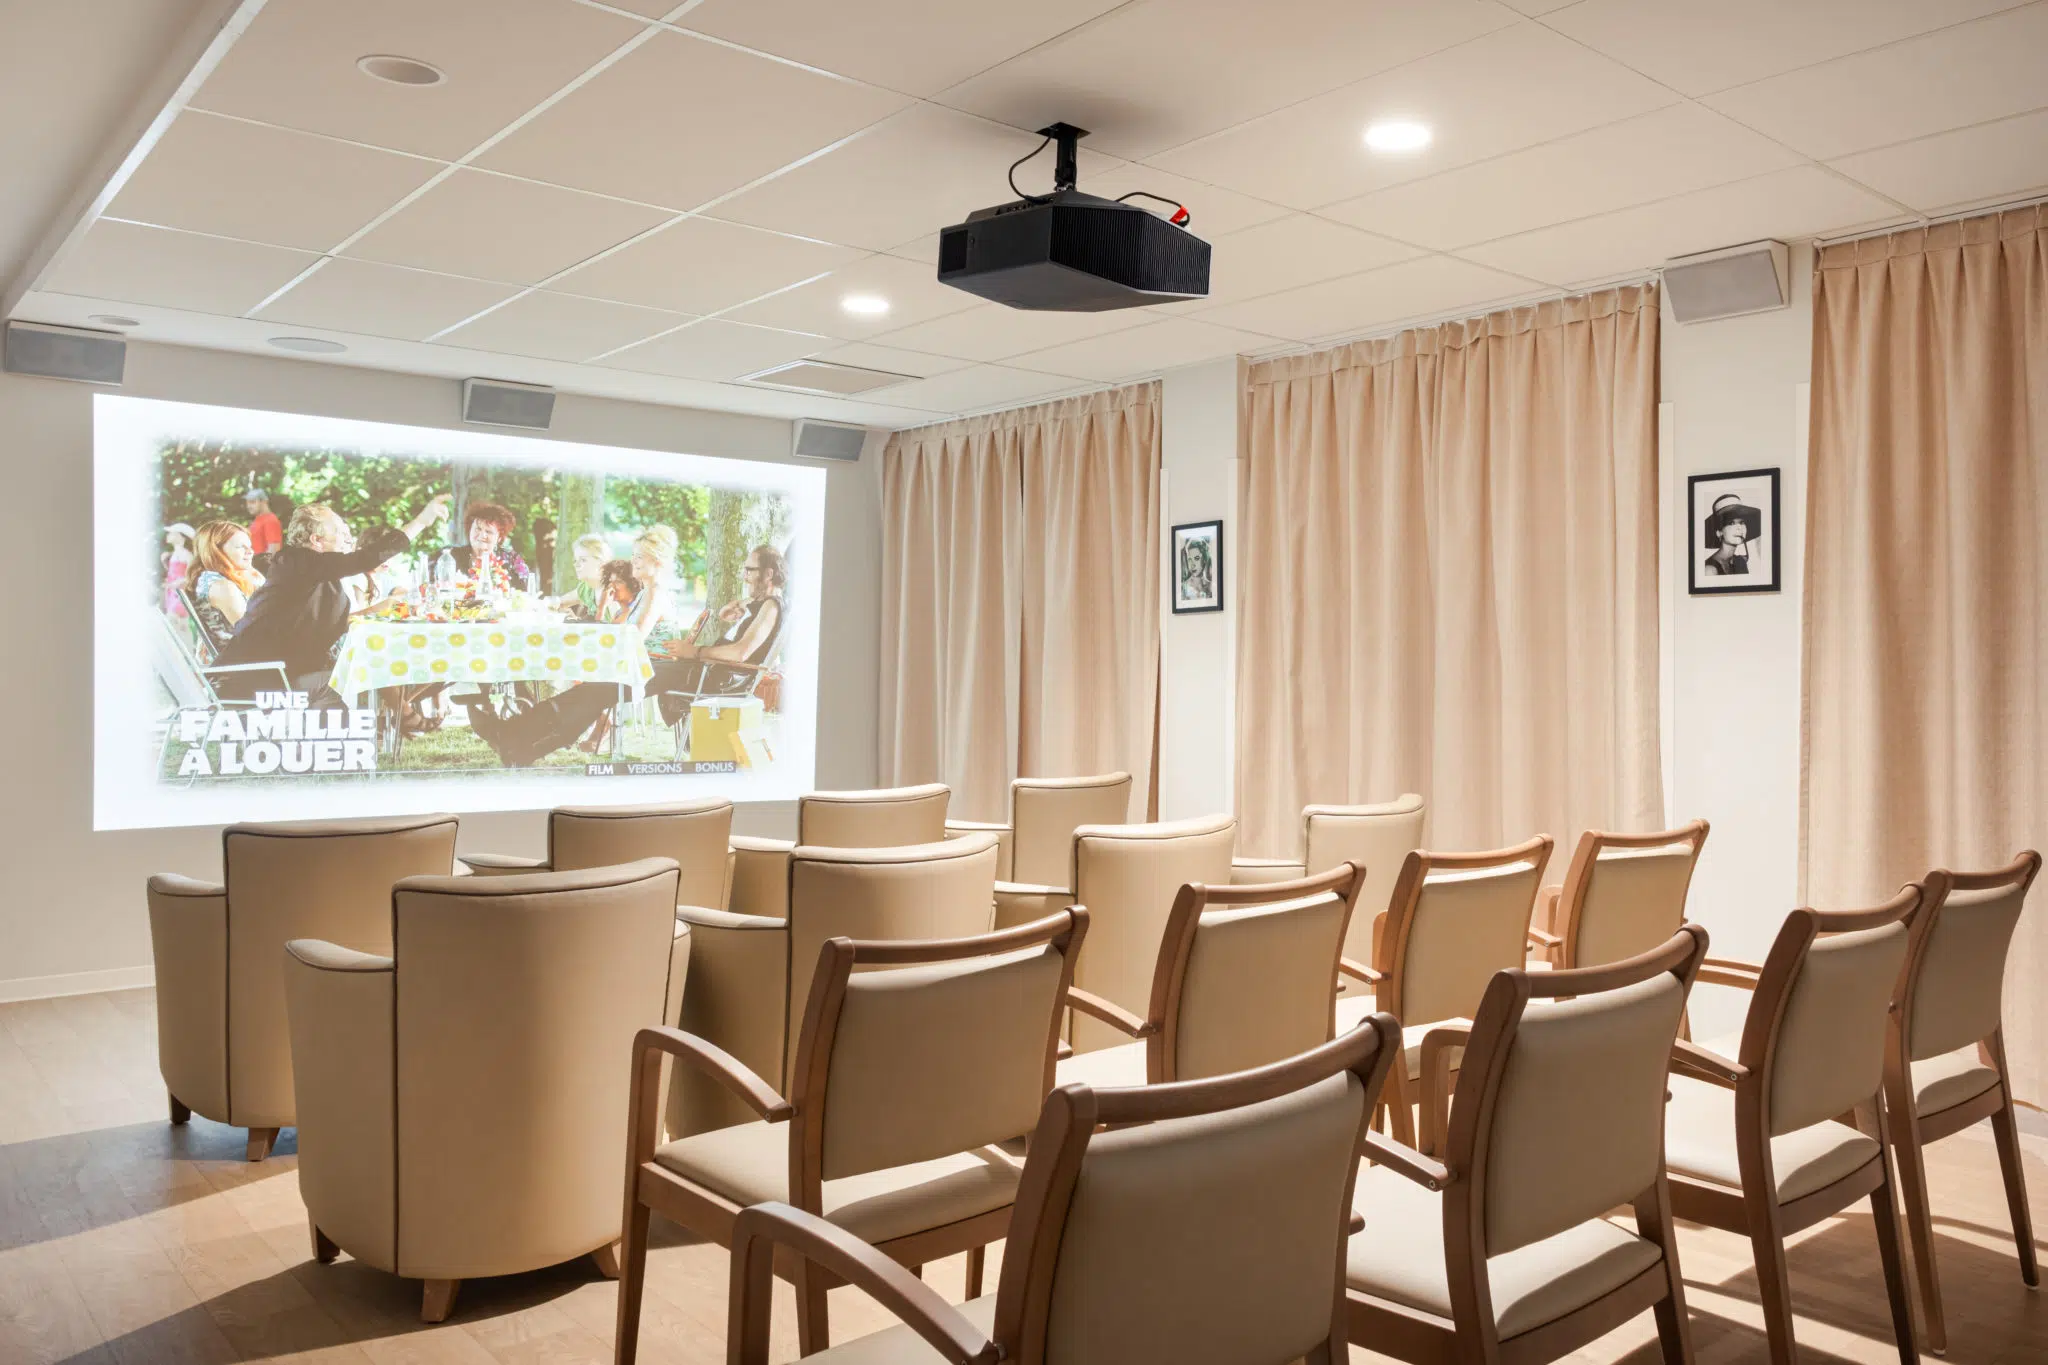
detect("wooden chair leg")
[310,1221,338,1265]
[591,1240,621,1279]
[246,1127,280,1162]
[1385,1069,1418,1149]
[1989,1090,2040,1288]
[615,1201,652,1365]
[420,1279,460,1324]
[794,1262,830,1356]
[1890,1114,1947,1353]
[169,1093,191,1125]
[1747,1208,1799,1365]
[1870,1167,1922,1365]
[1634,1181,1696,1365]
[965,1245,985,1299]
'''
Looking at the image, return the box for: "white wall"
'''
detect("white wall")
[1157,360,1239,821]
[0,341,880,999]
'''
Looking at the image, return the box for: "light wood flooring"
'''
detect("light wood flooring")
[3,988,2044,1364]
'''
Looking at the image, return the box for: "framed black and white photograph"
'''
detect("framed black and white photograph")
[1171,519,1224,614]
[1688,467,1781,596]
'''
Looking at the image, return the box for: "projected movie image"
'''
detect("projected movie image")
[98,395,824,830]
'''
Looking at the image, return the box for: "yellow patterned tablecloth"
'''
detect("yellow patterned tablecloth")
[330,619,655,707]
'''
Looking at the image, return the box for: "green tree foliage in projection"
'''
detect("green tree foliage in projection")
[604,477,711,586]
[154,441,452,539]
[701,488,795,607]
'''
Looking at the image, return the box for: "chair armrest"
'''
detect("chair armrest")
[1525,925,1562,948]
[283,939,397,1262]
[1698,958,1763,991]
[994,880,1073,931]
[1362,1132,1452,1192]
[947,820,1014,881]
[729,835,795,854]
[634,1026,792,1123]
[945,819,1010,834]
[284,940,394,973]
[457,853,550,876]
[1230,857,1309,886]
[729,1203,998,1365]
[1066,986,1156,1039]
[676,905,787,932]
[1671,1039,1747,1088]
[728,838,793,919]
[1339,956,1383,985]
[1419,1023,1471,1155]
[147,874,230,1121]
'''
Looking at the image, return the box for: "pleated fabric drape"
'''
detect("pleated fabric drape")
[1804,207,2047,1103]
[1237,284,1662,860]
[880,383,1160,823]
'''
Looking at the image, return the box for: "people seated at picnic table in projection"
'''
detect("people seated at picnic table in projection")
[184,520,267,643]
[460,543,785,767]
[549,532,610,619]
[210,495,451,702]
[449,501,530,593]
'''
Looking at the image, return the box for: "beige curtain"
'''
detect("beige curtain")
[1804,206,2047,1103]
[881,384,1160,823]
[1238,284,1662,859]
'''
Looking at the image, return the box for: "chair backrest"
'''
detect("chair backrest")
[1149,865,1363,1082]
[990,1015,1402,1365]
[391,859,680,1276]
[796,783,950,847]
[223,815,458,1126]
[1450,929,1707,1260]
[1011,773,1133,886]
[1298,794,1425,964]
[1741,888,1921,1137]
[1068,816,1237,1053]
[1900,853,2041,1062]
[1378,838,1551,1030]
[547,799,733,910]
[151,608,216,709]
[789,912,1085,1190]
[782,835,1000,1071]
[1555,822,1708,969]
[179,584,225,660]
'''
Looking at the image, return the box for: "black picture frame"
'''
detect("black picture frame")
[1170,519,1224,614]
[1687,466,1781,595]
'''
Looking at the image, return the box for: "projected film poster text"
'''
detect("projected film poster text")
[96,395,824,830]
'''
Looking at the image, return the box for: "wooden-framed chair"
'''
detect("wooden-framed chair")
[459,798,735,911]
[616,911,1087,1362]
[1525,821,1709,970]
[1883,851,2041,1354]
[722,1011,1404,1365]
[1344,927,1708,1365]
[1055,863,1365,1089]
[1231,794,1425,966]
[1336,837,1552,1145]
[943,772,1134,883]
[1664,889,1925,1365]
[728,784,952,919]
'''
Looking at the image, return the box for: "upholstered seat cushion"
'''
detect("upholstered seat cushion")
[1664,1073,1879,1204]
[798,1293,1000,1365]
[652,1123,1023,1245]
[1055,1040,1146,1089]
[1337,994,1467,1082]
[1912,1049,1999,1117]
[1346,1165,1662,1338]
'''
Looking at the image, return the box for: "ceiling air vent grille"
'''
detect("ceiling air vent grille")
[740,359,916,396]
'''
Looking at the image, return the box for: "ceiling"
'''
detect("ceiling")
[8,0,2048,428]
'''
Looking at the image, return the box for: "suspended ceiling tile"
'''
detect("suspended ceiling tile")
[254,257,520,341]
[344,168,671,285]
[808,340,975,379]
[722,252,978,341]
[105,111,440,253]
[1149,21,1678,210]
[938,0,1515,161]
[602,318,831,381]
[436,290,692,362]
[1196,254,1545,341]
[1828,108,2048,214]
[1459,167,1905,288]
[1077,164,1293,240]
[866,301,1151,364]
[476,28,910,211]
[552,214,862,316]
[190,0,647,160]
[1008,316,1278,381]
[1703,4,2048,160]
[1202,214,1422,304]
[881,364,1093,415]
[44,219,319,315]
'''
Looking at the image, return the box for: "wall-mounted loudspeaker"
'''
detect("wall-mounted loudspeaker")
[792,418,868,462]
[2,320,126,384]
[1662,241,1789,324]
[462,377,555,430]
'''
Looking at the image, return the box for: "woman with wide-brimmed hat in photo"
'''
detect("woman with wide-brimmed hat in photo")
[1703,491,1761,576]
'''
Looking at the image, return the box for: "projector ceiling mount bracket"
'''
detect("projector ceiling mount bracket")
[1037,122,1088,192]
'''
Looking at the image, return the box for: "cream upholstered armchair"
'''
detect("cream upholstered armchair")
[1664,889,1924,1365]
[1526,821,1708,968]
[284,858,688,1324]
[458,798,733,910]
[1344,928,1708,1365]
[720,1012,1402,1365]
[943,771,1133,882]
[618,911,1086,1361]
[1885,852,2040,1355]
[669,833,1000,1139]
[728,783,951,919]
[993,814,1237,1053]
[147,813,460,1161]
[1057,863,1365,1089]
[1335,837,1551,1144]
[1232,794,1424,961]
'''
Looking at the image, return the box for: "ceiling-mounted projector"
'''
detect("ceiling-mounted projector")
[937,123,1211,312]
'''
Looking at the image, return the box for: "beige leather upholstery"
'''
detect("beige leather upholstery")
[671,835,1000,1138]
[1910,1048,1999,1116]
[1909,881,2027,1061]
[1568,841,1700,968]
[1232,795,1425,967]
[1664,1072,1880,1203]
[1395,858,1546,1033]
[1065,816,1236,1053]
[1767,922,1908,1134]
[728,784,953,919]
[284,859,686,1288]
[1172,891,1350,1080]
[462,799,733,911]
[945,774,1133,885]
[148,815,459,1138]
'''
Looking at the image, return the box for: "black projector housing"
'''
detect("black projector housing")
[937,189,1212,311]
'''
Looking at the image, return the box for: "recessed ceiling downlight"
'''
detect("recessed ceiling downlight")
[840,294,891,317]
[89,314,141,329]
[268,336,348,354]
[357,54,446,87]
[1363,119,1432,154]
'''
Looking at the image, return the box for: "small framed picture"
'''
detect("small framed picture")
[1688,467,1781,595]
[1171,519,1224,614]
